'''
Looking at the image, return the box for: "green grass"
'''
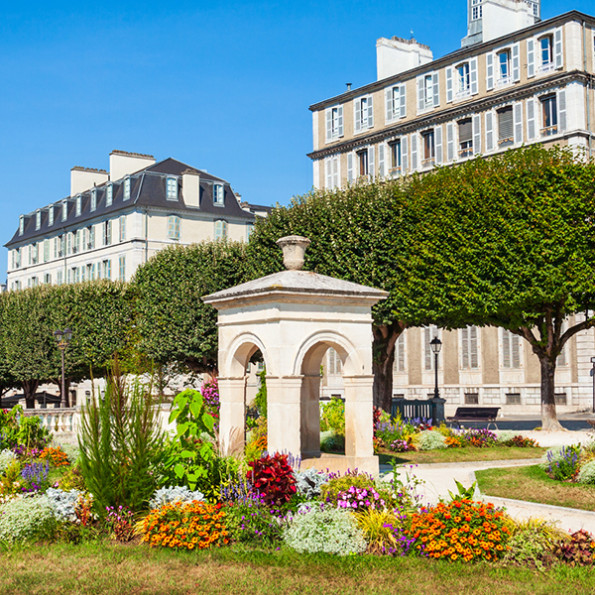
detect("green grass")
[0,541,594,594]
[476,465,595,511]
[379,446,545,465]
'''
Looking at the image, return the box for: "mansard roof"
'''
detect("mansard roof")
[6,158,262,248]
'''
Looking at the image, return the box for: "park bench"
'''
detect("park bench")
[447,406,500,430]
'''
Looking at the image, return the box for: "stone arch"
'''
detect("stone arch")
[222,332,270,378]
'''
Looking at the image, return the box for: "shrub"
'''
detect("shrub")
[140,501,229,550]
[356,508,414,555]
[553,530,595,566]
[321,470,376,505]
[0,495,57,544]
[225,494,284,547]
[149,485,205,509]
[503,435,539,448]
[503,519,566,568]
[540,445,581,481]
[247,453,296,507]
[0,460,24,496]
[20,462,50,493]
[0,406,51,451]
[336,484,385,511]
[57,466,86,491]
[320,397,345,436]
[294,468,329,500]
[320,432,344,453]
[375,421,405,446]
[245,417,267,462]
[39,446,70,467]
[577,460,595,485]
[46,488,82,522]
[408,499,511,562]
[283,504,367,555]
[414,430,447,451]
[0,449,17,474]
[496,431,517,443]
[461,428,497,448]
[389,439,415,452]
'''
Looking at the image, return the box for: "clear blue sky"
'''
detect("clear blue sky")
[0,0,591,280]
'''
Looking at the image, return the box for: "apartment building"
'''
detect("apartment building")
[313,1,595,413]
[6,150,270,290]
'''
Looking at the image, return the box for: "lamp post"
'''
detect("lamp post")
[430,337,442,399]
[53,328,72,408]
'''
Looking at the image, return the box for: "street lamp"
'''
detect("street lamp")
[53,328,72,408]
[430,337,442,400]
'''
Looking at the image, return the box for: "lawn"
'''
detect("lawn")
[1,542,594,595]
[379,446,545,465]
[475,465,595,511]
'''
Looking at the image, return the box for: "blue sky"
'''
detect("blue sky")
[0,1,592,280]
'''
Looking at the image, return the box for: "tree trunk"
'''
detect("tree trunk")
[22,379,39,409]
[372,322,404,411]
[539,356,565,432]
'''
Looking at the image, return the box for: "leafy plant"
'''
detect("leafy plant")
[320,397,345,436]
[0,495,57,544]
[503,519,566,569]
[540,445,581,481]
[446,480,477,502]
[247,453,296,507]
[294,468,328,500]
[414,430,447,451]
[576,460,595,485]
[0,406,50,450]
[503,435,539,448]
[225,494,284,547]
[461,428,497,448]
[254,367,267,419]
[45,488,83,522]
[149,485,205,509]
[552,530,595,566]
[357,508,415,556]
[0,449,17,474]
[104,505,135,542]
[20,461,50,492]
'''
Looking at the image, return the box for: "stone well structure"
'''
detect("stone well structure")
[203,236,388,475]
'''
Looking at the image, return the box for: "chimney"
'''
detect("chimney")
[182,168,200,208]
[109,150,155,182]
[376,37,433,80]
[70,167,108,196]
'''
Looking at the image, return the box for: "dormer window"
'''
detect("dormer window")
[48,206,54,227]
[471,0,482,20]
[166,177,178,200]
[213,183,225,206]
[19,215,24,235]
[62,200,68,221]
[35,210,41,230]
[123,178,131,201]
[106,184,113,206]
[75,195,82,216]
[91,189,97,211]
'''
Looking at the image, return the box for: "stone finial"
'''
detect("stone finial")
[276,236,311,271]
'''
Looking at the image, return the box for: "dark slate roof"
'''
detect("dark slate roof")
[6,158,267,247]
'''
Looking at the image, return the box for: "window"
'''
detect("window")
[506,393,521,406]
[86,263,93,281]
[417,73,438,112]
[102,259,111,280]
[465,392,479,405]
[385,84,406,122]
[389,139,402,174]
[104,220,112,246]
[75,230,81,254]
[67,233,72,255]
[501,329,522,368]
[86,226,95,250]
[356,149,369,177]
[19,216,24,235]
[423,75,433,106]
[30,243,38,265]
[12,248,21,269]
[326,348,343,375]
[325,106,344,140]
[214,219,228,240]
[119,216,126,242]
[324,156,340,189]
[43,239,49,263]
[13,281,20,291]
[106,184,113,206]
[246,223,254,241]
[540,35,553,69]
[118,256,126,281]
[540,94,558,136]
[56,270,63,285]
[91,189,97,211]
[421,129,435,165]
[123,178,131,201]
[471,0,482,20]
[48,206,54,227]
[167,215,180,240]
[458,118,473,158]
[354,95,374,132]
[213,183,224,205]
[35,210,41,230]
[44,273,51,285]
[497,106,513,146]
[73,267,80,283]
[497,49,511,83]
[456,62,470,95]
[166,177,178,200]
[29,277,38,288]
[460,326,479,369]
[75,195,81,216]
[424,325,441,370]
[555,393,567,405]
[62,200,68,221]
[394,333,406,373]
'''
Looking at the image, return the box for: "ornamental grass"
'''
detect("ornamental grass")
[408,499,511,562]
[140,501,229,551]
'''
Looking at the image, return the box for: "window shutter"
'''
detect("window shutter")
[325,109,332,141]
[472,114,481,155]
[513,102,523,145]
[368,146,375,178]
[347,152,354,183]
[337,106,344,137]
[502,330,511,367]
[470,327,478,368]
[512,334,521,368]
[526,98,536,140]
[486,52,494,90]
[399,83,406,118]
[332,157,339,188]
[401,136,409,172]
[461,328,469,369]
[432,72,439,107]
[485,111,494,151]
[410,133,418,171]
[435,125,443,164]
[385,88,393,122]
[446,67,453,102]
[367,96,374,128]
[354,100,362,133]
[424,328,432,370]
[378,143,385,178]
[417,76,425,112]
[554,27,563,69]
[325,158,332,189]
[470,57,478,95]
[558,88,567,132]
[446,122,455,162]
[511,43,520,82]
[527,38,535,78]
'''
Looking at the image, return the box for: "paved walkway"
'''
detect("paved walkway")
[381,429,595,534]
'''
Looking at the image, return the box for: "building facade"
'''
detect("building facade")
[6,150,269,290]
[312,2,595,414]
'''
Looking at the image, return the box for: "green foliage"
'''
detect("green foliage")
[356,508,402,555]
[245,417,267,462]
[78,368,168,512]
[254,367,267,419]
[447,479,477,502]
[577,460,595,485]
[293,468,329,500]
[320,431,345,454]
[414,430,447,451]
[539,445,581,481]
[0,449,17,474]
[0,495,57,544]
[320,397,345,436]
[225,500,284,547]
[283,504,367,555]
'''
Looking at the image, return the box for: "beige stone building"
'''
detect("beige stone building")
[311,1,595,414]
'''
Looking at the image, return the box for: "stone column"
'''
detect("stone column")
[267,376,302,457]
[300,373,322,457]
[218,377,246,456]
[343,375,375,458]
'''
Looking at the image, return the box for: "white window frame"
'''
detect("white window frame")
[123,177,131,201]
[394,333,406,373]
[166,177,178,200]
[214,219,228,240]
[460,326,480,369]
[213,183,225,206]
[106,184,113,206]
[354,94,374,133]
[325,105,344,141]
[118,255,126,281]
[48,206,54,227]
[423,325,441,371]
[119,215,126,242]
[91,189,97,212]
[167,215,181,240]
[500,328,522,369]
[62,200,68,222]
[385,84,406,123]
[75,195,81,216]
[35,210,41,230]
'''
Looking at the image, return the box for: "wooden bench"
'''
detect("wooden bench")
[447,407,501,430]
